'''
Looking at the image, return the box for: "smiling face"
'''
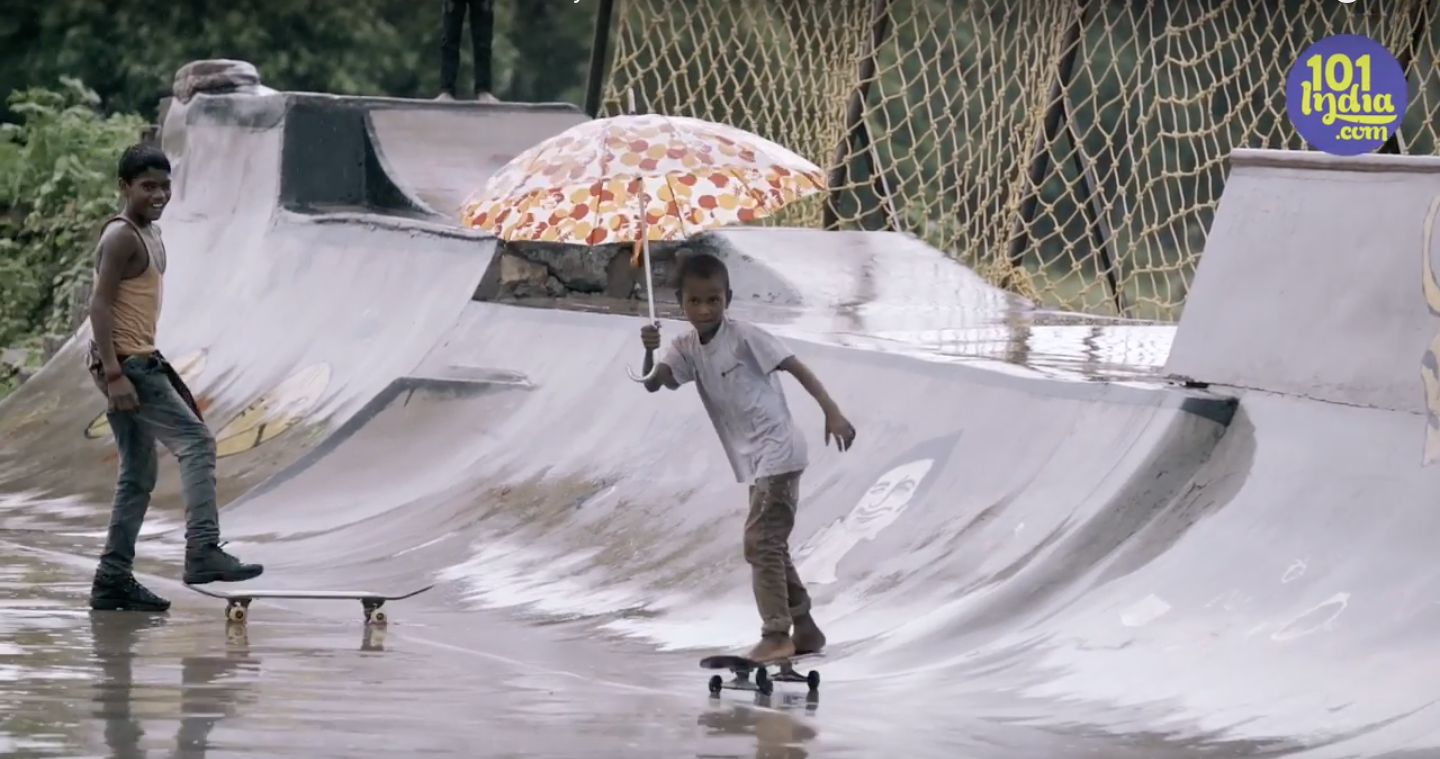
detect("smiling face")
[119,167,171,222]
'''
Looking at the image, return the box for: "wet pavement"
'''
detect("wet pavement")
[2,538,793,759]
[1,531,1305,759]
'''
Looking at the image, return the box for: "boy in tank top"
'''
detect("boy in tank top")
[86,144,263,612]
[638,252,857,663]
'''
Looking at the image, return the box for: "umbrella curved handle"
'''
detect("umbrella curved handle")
[628,315,661,383]
[626,363,660,383]
[626,213,661,385]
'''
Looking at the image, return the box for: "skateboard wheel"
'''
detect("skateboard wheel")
[366,609,388,625]
[226,606,247,623]
[708,675,723,695]
[806,670,820,692]
[757,678,774,696]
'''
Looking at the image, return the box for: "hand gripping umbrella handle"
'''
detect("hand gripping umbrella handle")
[627,218,660,383]
[627,356,659,382]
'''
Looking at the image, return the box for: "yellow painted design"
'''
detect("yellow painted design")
[213,363,332,458]
[84,350,208,439]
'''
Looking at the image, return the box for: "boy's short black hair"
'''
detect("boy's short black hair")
[674,252,729,293]
[117,144,171,184]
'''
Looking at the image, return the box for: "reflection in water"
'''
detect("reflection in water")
[89,612,165,758]
[360,625,386,652]
[697,698,819,759]
[88,611,259,758]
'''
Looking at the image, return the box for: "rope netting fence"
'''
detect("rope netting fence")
[598,0,1440,321]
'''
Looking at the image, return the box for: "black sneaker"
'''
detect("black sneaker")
[183,542,264,585]
[90,570,171,612]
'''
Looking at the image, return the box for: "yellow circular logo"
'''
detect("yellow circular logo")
[1285,33,1408,155]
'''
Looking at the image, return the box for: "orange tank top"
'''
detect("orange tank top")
[101,216,167,356]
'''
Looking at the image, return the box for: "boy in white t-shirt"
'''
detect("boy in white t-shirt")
[639,252,857,663]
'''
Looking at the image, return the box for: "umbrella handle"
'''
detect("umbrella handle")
[626,361,659,382]
[627,219,660,383]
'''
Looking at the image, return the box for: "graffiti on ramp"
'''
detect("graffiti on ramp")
[84,349,210,440]
[212,363,331,457]
[794,431,961,585]
[83,350,333,460]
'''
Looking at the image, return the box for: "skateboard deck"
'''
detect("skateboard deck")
[699,652,824,696]
[185,583,434,625]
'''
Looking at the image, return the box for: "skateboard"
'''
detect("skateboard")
[699,652,823,696]
[184,584,434,626]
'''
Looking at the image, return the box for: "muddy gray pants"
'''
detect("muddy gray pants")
[93,353,221,575]
[744,469,813,637]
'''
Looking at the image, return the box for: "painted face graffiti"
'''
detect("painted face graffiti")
[795,432,960,585]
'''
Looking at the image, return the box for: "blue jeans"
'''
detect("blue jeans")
[97,353,220,575]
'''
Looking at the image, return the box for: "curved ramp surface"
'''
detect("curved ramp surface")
[2,100,1439,758]
[1164,148,1440,413]
[0,93,493,552]
[366,102,590,220]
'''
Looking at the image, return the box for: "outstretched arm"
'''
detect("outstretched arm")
[779,355,857,451]
[778,356,839,416]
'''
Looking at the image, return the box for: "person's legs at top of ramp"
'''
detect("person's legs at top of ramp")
[86,144,263,613]
[636,252,857,663]
[437,0,500,102]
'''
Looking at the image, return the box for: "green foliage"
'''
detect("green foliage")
[0,0,596,404]
[0,0,596,121]
[0,78,147,350]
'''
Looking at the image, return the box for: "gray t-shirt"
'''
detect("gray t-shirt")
[661,318,809,484]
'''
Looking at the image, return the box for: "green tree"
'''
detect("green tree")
[0,79,147,392]
[0,1,597,395]
[0,0,596,122]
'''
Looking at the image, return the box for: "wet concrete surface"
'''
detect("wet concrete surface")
[3,97,1439,758]
[492,225,1177,385]
[2,531,1306,759]
[366,101,589,219]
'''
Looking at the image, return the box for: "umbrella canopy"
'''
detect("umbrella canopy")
[460,114,825,246]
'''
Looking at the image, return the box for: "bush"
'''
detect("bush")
[0,77,149,354]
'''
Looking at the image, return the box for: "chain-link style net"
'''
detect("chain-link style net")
[600,0,1440,320]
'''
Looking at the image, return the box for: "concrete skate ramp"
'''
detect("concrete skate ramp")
[365,102,589,220]
[196,149,1440,754]
[208,297,1297,745]
[0,91,494,537]
[1119,151,1440,753]
[919,152,1440,754]
[1164,148,1440,414]
[9,86,1440,755]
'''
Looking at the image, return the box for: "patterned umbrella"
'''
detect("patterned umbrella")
[460,113,825,381]
[461,114,824,247]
